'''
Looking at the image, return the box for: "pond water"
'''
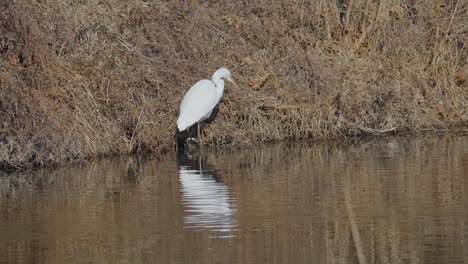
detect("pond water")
[0,136,467,263]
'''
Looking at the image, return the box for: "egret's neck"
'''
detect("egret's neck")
[212,77,225,102]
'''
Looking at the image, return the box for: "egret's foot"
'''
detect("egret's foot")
[186,137,198,145]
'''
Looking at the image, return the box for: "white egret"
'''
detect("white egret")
[176,67,235,142]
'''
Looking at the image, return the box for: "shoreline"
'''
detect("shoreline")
[2,131,467,172]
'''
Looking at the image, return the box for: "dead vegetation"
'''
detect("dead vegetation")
[0,0,467,169]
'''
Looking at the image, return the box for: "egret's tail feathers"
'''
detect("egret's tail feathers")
[177,123,187,132]
[176,118,192,132]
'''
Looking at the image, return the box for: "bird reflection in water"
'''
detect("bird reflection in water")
[177,150,237,238]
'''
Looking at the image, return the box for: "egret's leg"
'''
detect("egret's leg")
[197,123,203,146]
[199,154,202,172]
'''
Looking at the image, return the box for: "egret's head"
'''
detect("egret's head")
[213,67,236,86]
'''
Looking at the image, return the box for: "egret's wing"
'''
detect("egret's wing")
[177,80,218,131]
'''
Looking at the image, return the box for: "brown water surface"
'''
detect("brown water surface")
[1,136,467,263]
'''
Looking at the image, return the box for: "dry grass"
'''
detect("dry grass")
[0,0,467,169]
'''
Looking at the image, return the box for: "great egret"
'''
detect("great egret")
[176,67,236,143]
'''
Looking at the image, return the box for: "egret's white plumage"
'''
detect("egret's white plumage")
[177,67,234,135]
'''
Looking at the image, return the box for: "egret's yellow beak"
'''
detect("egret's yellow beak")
[227,77,238,87]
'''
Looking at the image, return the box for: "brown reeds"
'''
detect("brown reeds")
[0,0,467,169]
